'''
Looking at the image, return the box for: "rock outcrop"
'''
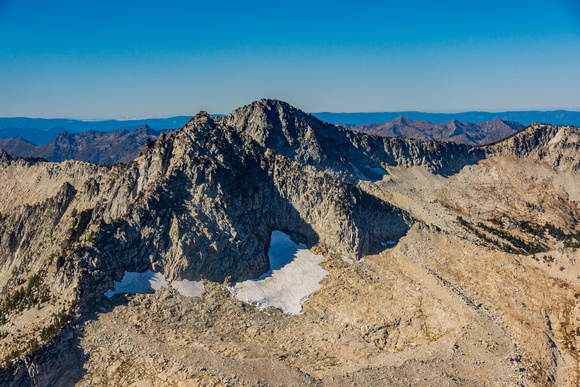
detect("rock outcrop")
[487,123,580,173]
[0,100,579,386]
[0,106,414,309]
[82,112,412,295]
[226,99,485,181]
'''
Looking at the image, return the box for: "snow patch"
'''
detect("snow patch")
[105,270,205,298]
[229,231,328,315]
[381,240,397,247]
[350,163,374,181]
[365,165,388,175]
[105,270,168,298]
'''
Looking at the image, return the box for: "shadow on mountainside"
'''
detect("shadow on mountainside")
[0,326,87,386]
[226,99,488,181]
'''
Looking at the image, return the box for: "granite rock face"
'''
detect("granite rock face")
[487,123,580,172]
[0,106,414,307]
[226,99,486,181]
[84,111,412,293]
[1,100,580,386]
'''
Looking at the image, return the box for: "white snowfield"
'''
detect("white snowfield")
[105,231,328,314]
[229,231,329,315]
[105,270,205,299]
[365,165,388,175]
[350,163,387,182]
[350,162,375,182]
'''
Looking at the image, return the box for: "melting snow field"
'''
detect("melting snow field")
[350,162,375,181]
[229,231,329,315]
[351,163,386,182]
[105,231,328,313]
[105,270,205,299]
[365,165,388,175]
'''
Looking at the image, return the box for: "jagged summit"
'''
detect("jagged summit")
[226,99,484,180]
[134,123,156,134]
[226,98,324,158]
[191,110,213,123]
[85,102,414,285]
[1,100,580,386]
[488,122,580,172]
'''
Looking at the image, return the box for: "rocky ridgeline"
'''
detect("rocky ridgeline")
[0,104,415,311]
[83,111,412,295]
[1,100,577,308]
[226,99,486,181]
[0,100,579,385]
[487,123,580,173]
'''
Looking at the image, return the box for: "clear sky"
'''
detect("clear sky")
[1,0,579,119]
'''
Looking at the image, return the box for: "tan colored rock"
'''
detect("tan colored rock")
[0,101,579,385]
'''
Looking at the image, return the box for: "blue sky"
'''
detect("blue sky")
[1,0,579,119]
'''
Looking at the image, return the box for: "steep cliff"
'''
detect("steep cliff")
[0,101,579,386]
[79,112,412,297]
[0,106,415,335]
[487,123,580,173]
[226,99,485,181]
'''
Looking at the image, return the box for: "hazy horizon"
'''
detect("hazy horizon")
[1,106,580,122]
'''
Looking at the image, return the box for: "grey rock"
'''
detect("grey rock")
[226,99,486,181]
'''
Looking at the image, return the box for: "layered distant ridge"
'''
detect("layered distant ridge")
[0,125,171,164]
[0,100,579,386]
[344,116,524,145]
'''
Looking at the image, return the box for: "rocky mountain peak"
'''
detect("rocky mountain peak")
[227,99,315,136]
[225,99,322,162]
[193,110,213,123]
[488,122,580,172]
[226,100,485,180]
[0,147,10,162]
[1,100,580,386]
[393,116,409,124]
[54,131,75,141]
[134,124,153,133]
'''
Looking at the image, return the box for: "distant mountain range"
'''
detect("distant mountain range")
[0,116,191,132]
[0,110,578,163]
[0,124,171,164]
[1,110,578,147]
[0,116,523,163]
[344,117,525,146]
[0,117,190,145]
[313,110,580,126]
